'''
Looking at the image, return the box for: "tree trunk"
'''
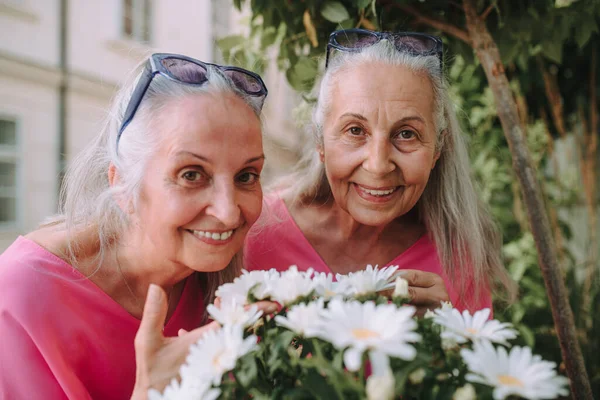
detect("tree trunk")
[462,0,593,398]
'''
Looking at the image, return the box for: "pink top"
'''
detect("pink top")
[0,236,206,400]
[244,195,491,312]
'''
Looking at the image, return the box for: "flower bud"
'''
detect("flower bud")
[392,277,409,298]
[453,383,476,400]
[366,371,395,400]
[408,368,426,385]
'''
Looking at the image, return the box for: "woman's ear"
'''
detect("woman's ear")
[318,147,324,162]
[108,162,118,187]
[432,130,446,169]
[108,163,132,214]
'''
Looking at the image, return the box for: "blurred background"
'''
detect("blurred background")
[0,0,599,395]
[0,0,303,250]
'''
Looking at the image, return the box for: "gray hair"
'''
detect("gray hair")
[45,59,263,306]
[273,41,515,303]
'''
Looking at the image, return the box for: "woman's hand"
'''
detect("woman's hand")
[130,284,278,400]
[396,270,450,316]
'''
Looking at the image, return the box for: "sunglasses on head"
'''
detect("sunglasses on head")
[117,53,268,147]
[326,29,443,70]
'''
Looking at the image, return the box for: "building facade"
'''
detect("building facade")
[0,0,303,251]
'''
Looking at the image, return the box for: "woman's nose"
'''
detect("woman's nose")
[206,182,241,227]
[362,138,395,176]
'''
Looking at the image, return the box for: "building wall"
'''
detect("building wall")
[0,0,218,251]
[0,0,304,252]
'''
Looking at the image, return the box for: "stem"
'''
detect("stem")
[461,1,593,398]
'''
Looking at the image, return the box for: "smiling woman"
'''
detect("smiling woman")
[0,54,274,399]
[245,30,516,315]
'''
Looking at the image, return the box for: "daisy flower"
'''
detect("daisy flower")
[148,377,220,400]
[181,324,258,386]
[215,269,279,304]
[312,272,343,299]
[274,298,325,337]
[318,299,420,371]
[461,341,569,400]
[206,298,262,328]
[336,265,399,297]
[266,266,316,305]
[433,308,518,345]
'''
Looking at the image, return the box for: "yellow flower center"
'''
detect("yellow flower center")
[497,374,524,387]
[352,328,380,340]
[466,328,479,334]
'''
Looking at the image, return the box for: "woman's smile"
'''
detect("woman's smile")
[353,183,403,203]
[186,227,239,246]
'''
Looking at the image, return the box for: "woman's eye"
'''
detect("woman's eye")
[397,130,416,140]
[237,172,259,185]
[181,170,203,182]
[348,126,363,136]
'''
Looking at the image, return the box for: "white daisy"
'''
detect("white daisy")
[318,299,420,371]
[312,272,343,299]
[181,324,258,386]
[461,341,569,400]
[206,298,262,328]
[266,266,316,305]
[433,308,518,345]
[392,276,410,298]
[215,269,279,304]
[148,377,220,400]
[274,298,325,337]
[335,265,399,297]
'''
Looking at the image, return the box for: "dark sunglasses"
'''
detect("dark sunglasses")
[326,29,443,70]
[117,53,268,146]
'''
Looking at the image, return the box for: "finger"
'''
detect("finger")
[136,284,168,347]
[178,329,188,337]
[400,269,442,288]
[180,320,221,347]
[407,286,449,306]
[214,296,222,309]
[251,301,280,314]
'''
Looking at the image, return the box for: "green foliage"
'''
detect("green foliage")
[220,0,600,396]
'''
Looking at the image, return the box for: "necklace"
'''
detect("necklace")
[115,249,173,320]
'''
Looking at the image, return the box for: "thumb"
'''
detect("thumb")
[137,284,168,345]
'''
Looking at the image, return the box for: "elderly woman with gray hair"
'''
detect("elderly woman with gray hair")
[0,54,276,399]
[245,29,515,314]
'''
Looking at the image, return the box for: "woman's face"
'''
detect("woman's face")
[132,92,264,273]
[321,62,440,227]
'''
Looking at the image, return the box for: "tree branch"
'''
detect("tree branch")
[393,4,471,45]
[480,3,496,20]
[536,56,567,138]
[462,0,593,398]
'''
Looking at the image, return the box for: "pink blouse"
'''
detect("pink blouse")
[244,195,491,312]
[0,236,206,400]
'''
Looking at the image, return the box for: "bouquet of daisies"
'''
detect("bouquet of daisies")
[150,266,569,400]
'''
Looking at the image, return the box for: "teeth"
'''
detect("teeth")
[361,186,396,196]
[191,230,234,241]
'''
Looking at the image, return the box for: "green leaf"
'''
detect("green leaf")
[357,0,371,9]
[321,1,350,23]
[575,14,598,48]
[304,368,343,399]
[286,57,319,91]
[542,39,563,64]
[217,35,246,52]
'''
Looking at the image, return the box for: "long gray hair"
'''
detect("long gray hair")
[44,58,264,306]
[274,41,515,302]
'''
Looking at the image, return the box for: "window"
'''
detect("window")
[122,0,152,43]
[0,118,18,226]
